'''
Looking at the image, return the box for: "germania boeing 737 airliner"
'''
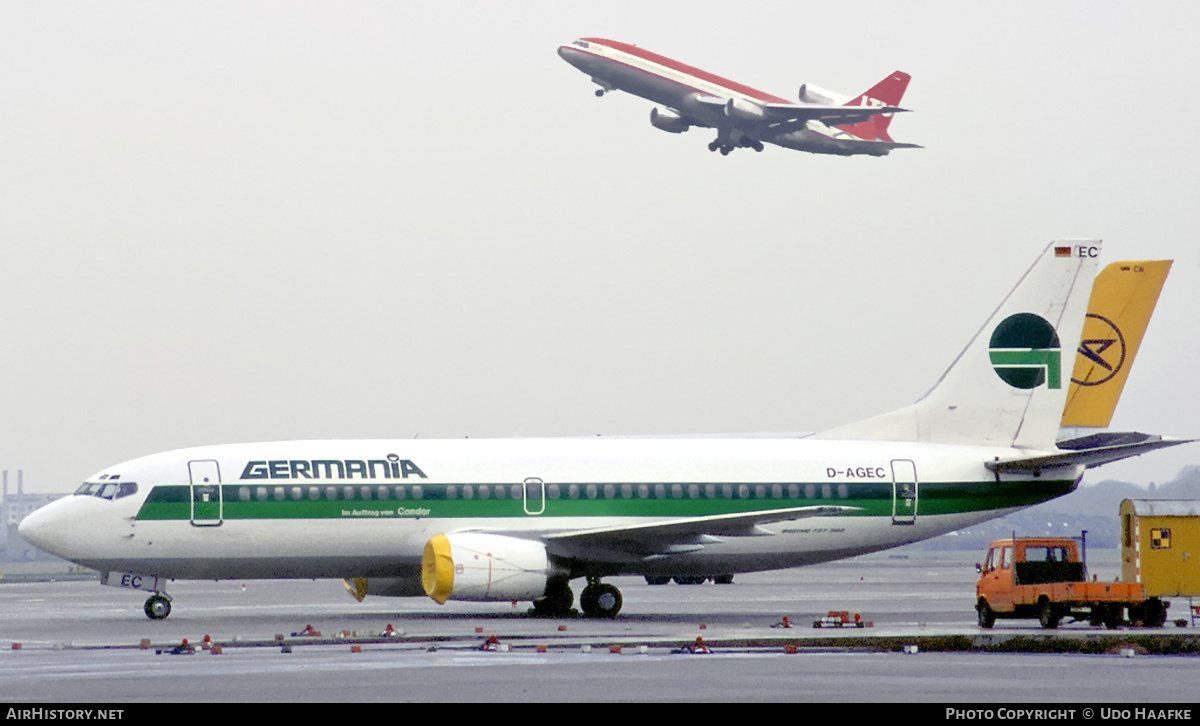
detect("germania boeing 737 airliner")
[557,37,919,156]
[19,242,1192,619]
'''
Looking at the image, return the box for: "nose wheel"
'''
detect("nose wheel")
[144,593,172,620]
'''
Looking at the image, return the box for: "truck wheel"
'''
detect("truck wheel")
[1038,600,1061,630]
[1101,605,1123,630]
[1141,598,1167,628]
[977,600,996,629]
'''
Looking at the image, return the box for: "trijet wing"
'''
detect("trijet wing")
[692,95,908,126]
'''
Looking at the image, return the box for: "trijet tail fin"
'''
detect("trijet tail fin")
[839,71,911,142]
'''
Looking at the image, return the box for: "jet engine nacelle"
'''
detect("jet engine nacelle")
[649,107,689,133]
[724,97,766,122]
[421,532,550,604]
[798,83,843,105]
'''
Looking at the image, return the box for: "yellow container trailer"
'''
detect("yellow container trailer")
[1120,499,1200,599]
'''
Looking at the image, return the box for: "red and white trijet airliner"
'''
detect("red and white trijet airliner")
[558,37,919,157]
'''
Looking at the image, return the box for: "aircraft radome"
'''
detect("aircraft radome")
[19,241,1193,619]
[557,37,920,157]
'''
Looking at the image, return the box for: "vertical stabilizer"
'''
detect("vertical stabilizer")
[1060,260,1172,429]
[815,241,1101,449]
[838,71,911,142]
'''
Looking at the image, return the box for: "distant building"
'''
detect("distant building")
[2,470,69,561]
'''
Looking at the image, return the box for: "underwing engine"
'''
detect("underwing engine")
[724,96,766,122]
[649,107,690,133]
[421,532,554,604]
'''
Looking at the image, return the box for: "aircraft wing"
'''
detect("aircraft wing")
[765,103,909,125]
[537,505,857,563]
[693,95,908,126]
[986,433,1196,474]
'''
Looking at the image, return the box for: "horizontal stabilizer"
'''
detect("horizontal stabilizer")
[1056,430,1166,450]
[986,434,1196,474]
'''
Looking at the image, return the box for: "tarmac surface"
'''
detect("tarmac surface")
[2,551,1198,703]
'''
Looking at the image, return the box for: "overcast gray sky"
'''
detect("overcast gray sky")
[2,1,1197,493]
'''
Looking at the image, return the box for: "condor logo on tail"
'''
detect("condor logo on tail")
[988,313,1062,390]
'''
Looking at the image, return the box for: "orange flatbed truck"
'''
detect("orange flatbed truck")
[975,536,1168,629]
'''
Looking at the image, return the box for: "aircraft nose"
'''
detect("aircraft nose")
[18,501,70,557]
[557,45,580,64]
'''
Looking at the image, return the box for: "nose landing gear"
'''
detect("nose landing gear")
[144,593,172,620]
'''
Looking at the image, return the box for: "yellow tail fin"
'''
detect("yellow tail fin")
[1061,260,1172,428]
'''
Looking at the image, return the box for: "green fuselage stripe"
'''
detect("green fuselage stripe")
[135,478,1075,521]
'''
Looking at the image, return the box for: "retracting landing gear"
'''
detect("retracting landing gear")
[144,593,172,620]
[580,578,622,618]
[708,134,763,155]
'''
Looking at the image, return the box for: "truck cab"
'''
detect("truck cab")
[975,536,1161,629]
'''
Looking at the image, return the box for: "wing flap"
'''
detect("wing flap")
[691,95,907,125]
[765,103,909,125]
[541,505,856,562]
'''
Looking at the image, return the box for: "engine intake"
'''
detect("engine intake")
[422,532,551,604]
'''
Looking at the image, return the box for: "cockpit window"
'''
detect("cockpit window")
[74,481,138,499]
[572,40,589,48]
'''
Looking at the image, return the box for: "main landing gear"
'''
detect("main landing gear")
[144,592,173,620]
[531,578,624,618]
[580,578,622,618]
[707,138,764,155]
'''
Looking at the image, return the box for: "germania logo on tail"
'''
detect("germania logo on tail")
[988,313,1063,390]
[557,37,920,157]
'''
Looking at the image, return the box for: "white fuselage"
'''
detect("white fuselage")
[20,436,1081,591]
[557,39,887,156]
